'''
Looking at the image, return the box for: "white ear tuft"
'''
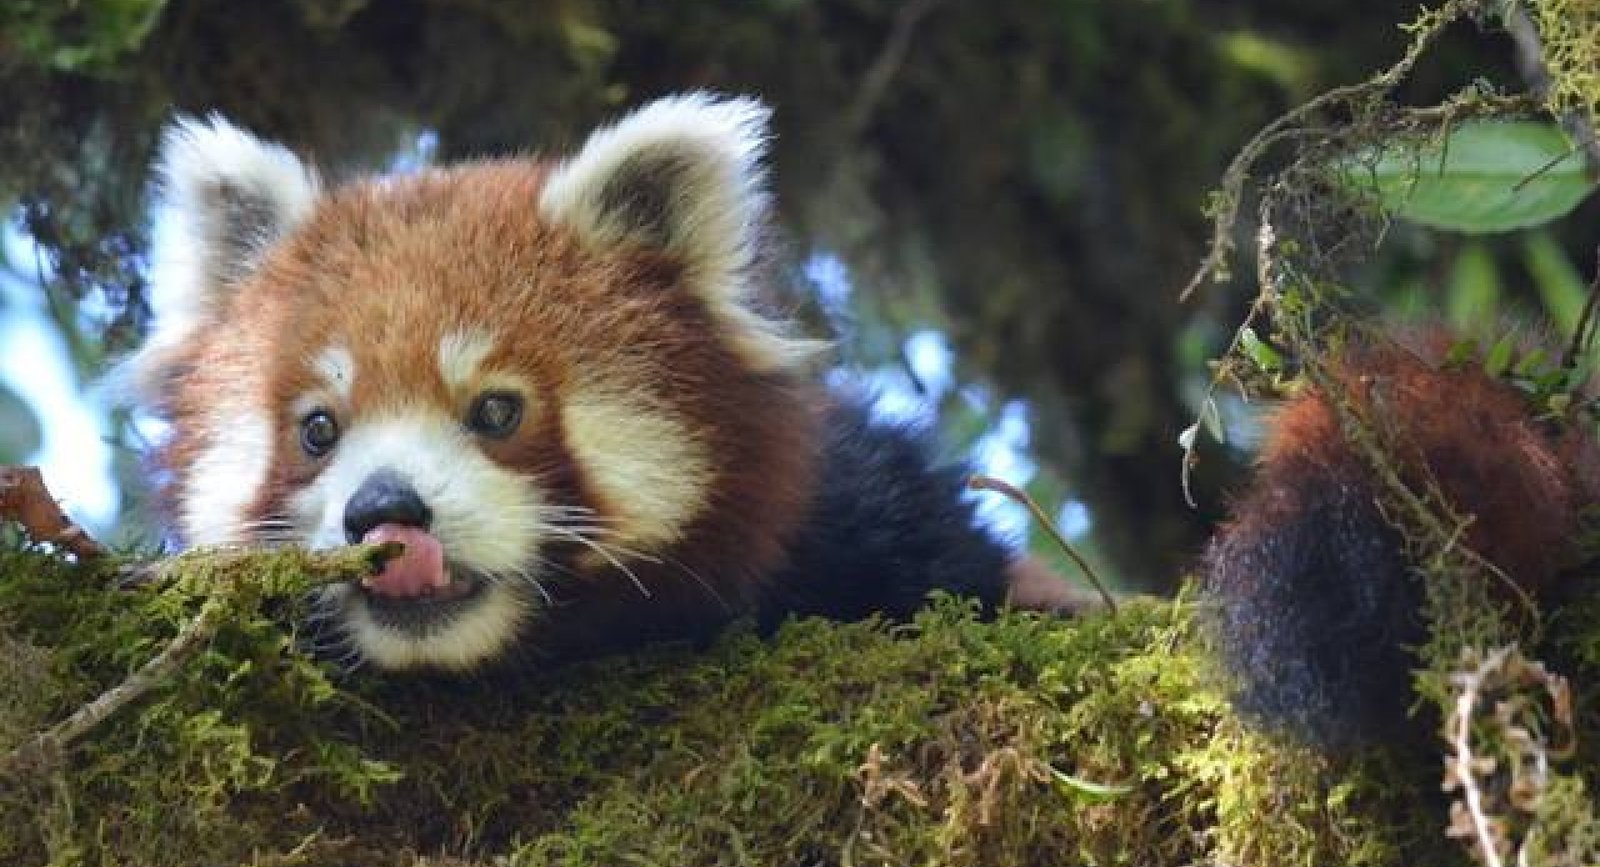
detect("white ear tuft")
[124,115,321,398]
[539,93,769,276]
[539,93,819,372]
[153,114,321,309]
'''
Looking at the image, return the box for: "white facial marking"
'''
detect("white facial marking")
[180,407,274,546]
[328,582,530,671]
[562,385,712,547]
[438,330,496,392]
[289,407,547,670]
[313,345,356,401]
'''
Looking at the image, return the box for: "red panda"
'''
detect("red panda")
[1203,328,1600,746]
[119,94,1062,672]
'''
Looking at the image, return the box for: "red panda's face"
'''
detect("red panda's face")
[124,96,818,670]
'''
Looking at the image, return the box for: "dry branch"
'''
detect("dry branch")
[0,466,105,560]
[2,585,235,778]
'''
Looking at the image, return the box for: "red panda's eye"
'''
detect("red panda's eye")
[467,391,523,439]
[300,410,340,457]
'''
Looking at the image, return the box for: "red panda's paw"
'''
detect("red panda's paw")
[1004,556,1117,614]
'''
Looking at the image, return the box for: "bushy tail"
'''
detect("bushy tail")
[1203,332,1598,747]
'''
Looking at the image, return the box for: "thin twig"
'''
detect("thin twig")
[1177,0,1475,302]
[2,584,235,778]
[966,474,1117,614]
[1448,646,1515,867]
[842,0,946,139]
[1178,217,1279,507]
[1561,244,1600,369]
[1442,645,1578,865]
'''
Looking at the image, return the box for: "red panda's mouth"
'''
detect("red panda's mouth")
[356,524,484,613]
[359,570,482,603]
[360,525,447,597]
[355,564,488,635]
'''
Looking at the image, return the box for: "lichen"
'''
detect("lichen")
[1528,0,1600,130]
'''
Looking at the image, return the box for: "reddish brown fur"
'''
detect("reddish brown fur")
[153,159,822,653]
[1206,327,1600,744]
[1258,332,1598,589]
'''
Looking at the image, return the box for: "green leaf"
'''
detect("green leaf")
[1338,121,1597,233]
[1513,347,1547,376]
[1485,333,1516,378]
[1049,766,1134,803]
[1240,327,1284,373]
[1447,241,1501,329]
[1523,231,1590,335]
[1444,338,1481,369]
[1536,369,1570,393]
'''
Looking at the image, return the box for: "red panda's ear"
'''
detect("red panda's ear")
[121,116,321,396]
[154,115,320,292]
[538,92,820,373]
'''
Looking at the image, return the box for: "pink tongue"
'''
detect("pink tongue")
[362,524,447,598]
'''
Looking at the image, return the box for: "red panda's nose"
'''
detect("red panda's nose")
[344,470,434,543]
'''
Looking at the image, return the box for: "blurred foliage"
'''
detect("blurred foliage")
[1,0,167,72]
[0,385,42,464]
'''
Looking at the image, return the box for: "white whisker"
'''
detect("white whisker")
[543,524,653,599]
[506,565,555,606]
[661,554,729,610]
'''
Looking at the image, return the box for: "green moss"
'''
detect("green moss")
[0,535,1484,866]
[1527,0,1600,130]
[0,539,401,866]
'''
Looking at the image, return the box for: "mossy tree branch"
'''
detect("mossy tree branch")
[1,468,400,781]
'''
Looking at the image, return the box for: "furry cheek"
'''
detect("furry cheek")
[560,385,712,549]
[323,581,531,671]
[179,407,275,546]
